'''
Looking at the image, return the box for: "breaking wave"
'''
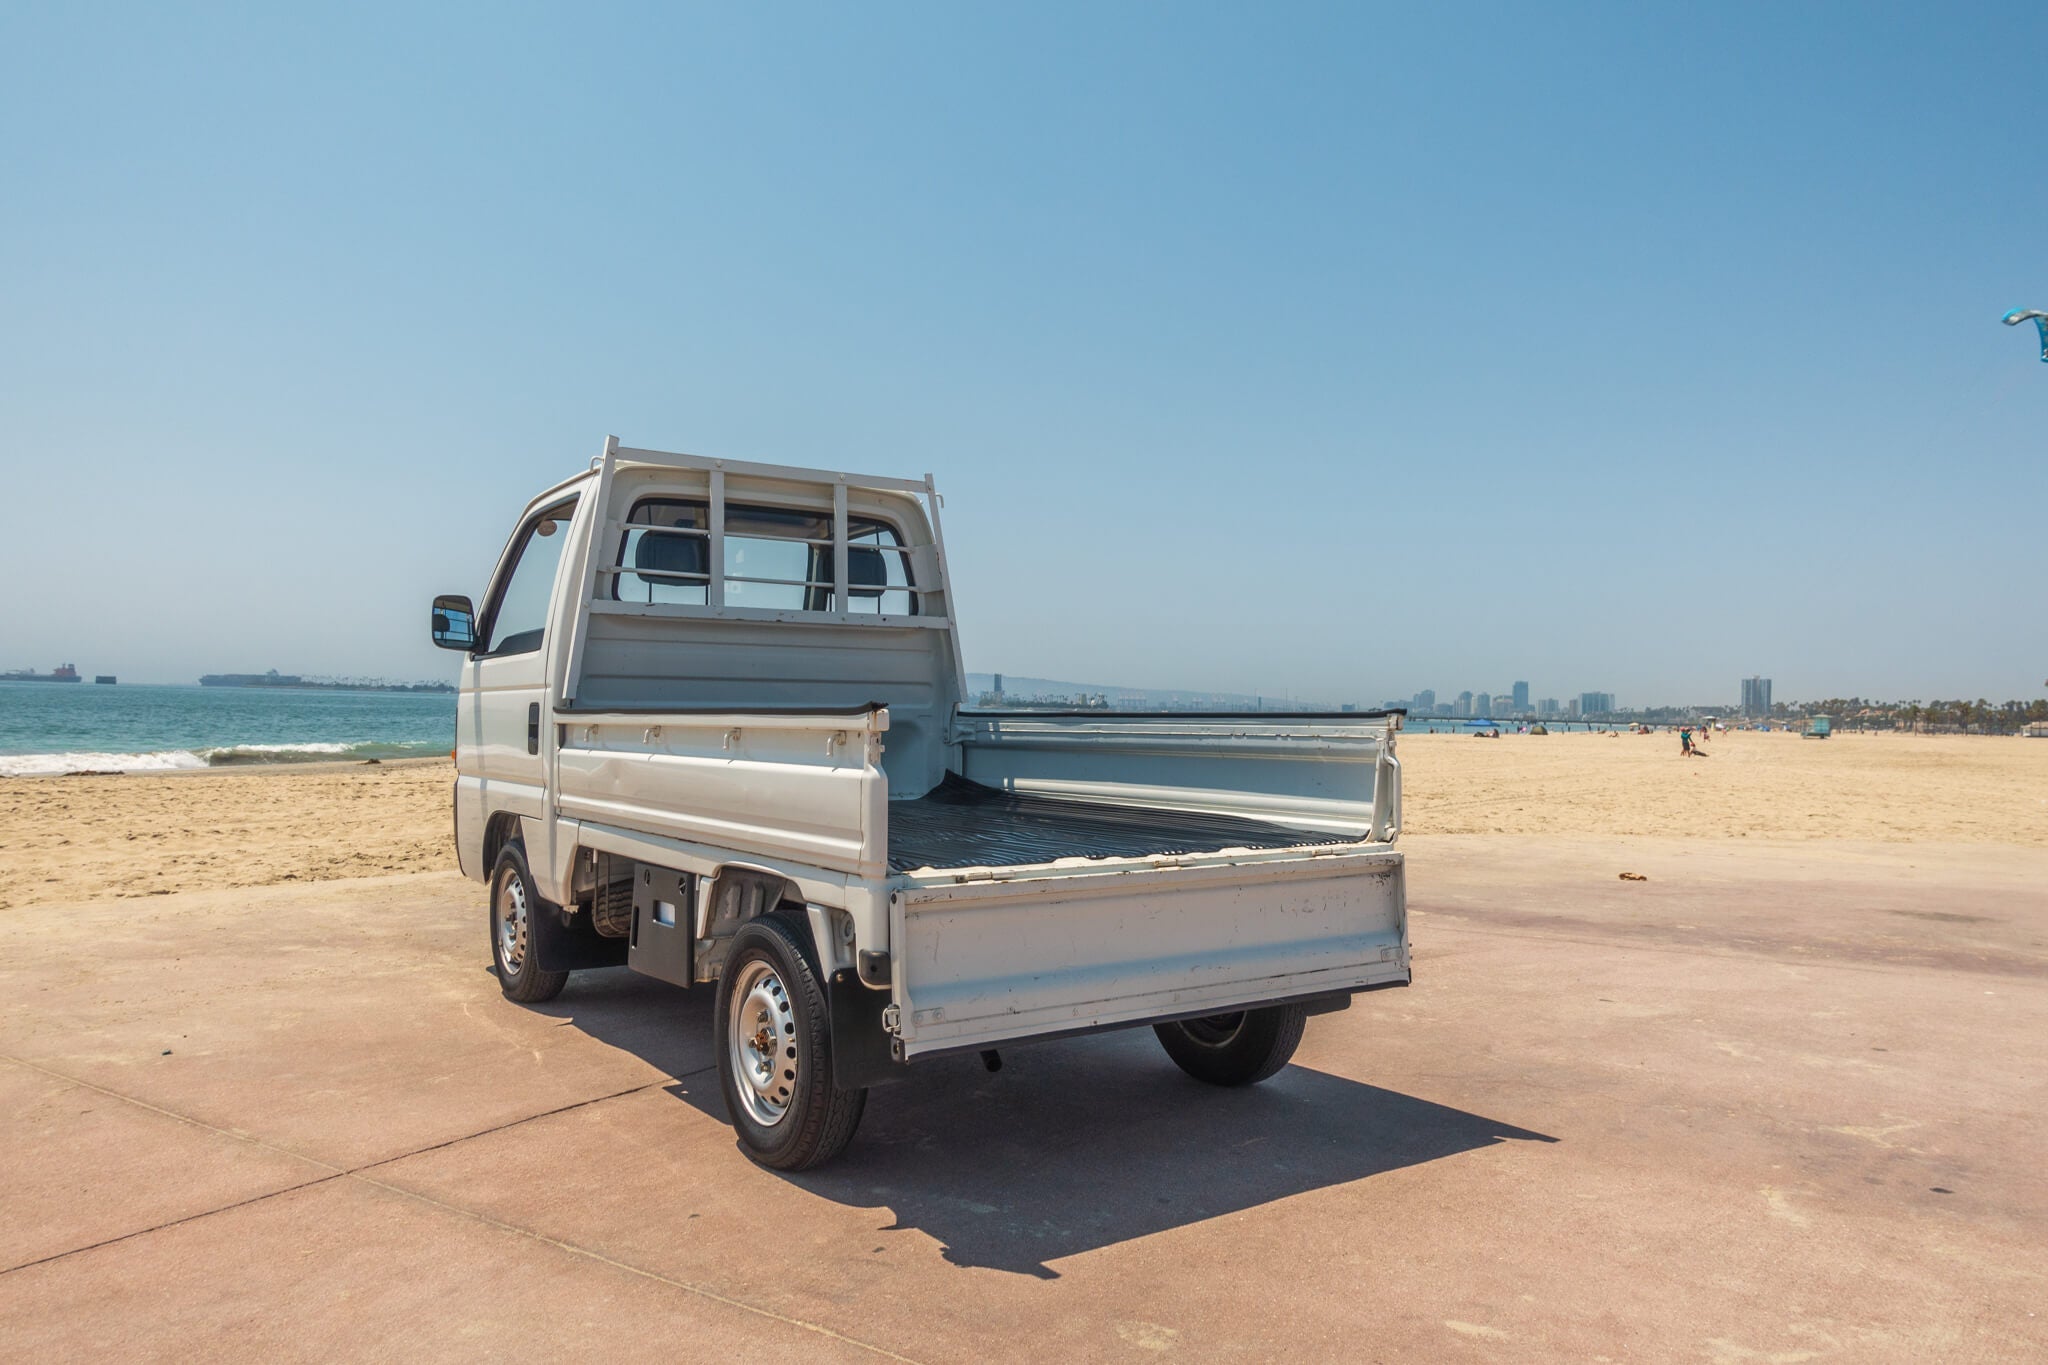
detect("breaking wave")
[0,740,449,776]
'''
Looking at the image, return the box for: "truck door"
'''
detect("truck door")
[471,496,579,831]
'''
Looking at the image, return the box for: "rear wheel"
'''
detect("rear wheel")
[1154,1005,1307,1086]
[714,915,866,1170]
[490,844,569,1004]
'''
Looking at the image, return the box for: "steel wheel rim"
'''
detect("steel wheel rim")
[1179,1012,1247,1047]
[728,958,798,1127]
[496,872,529,974]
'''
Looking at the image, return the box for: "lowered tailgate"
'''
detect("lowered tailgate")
[887,848,1407,1058]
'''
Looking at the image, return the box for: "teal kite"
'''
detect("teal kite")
[2004,307,2048,361]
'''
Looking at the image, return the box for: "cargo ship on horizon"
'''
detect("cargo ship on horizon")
[0,663,82,683]
[200,669,452,694]
[200,670,306,687]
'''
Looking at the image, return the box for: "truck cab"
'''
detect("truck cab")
[432,438,1409,1169]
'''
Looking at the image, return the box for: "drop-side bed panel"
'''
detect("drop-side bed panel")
[552,708,890,879]
[889,849,1407,1056]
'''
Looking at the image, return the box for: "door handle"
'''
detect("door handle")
[528,702,541,755]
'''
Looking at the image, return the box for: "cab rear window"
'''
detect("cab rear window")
[614,497,916,614]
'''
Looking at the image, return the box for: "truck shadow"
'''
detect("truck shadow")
[546,972,1557,1279]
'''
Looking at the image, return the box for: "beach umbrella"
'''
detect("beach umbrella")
[2003,307,2048,361]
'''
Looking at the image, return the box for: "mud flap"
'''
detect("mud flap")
[532,899,629,972]
[828,968,903,1089]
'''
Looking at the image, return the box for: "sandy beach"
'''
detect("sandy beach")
[3,729,2043,911]
[0,758,455,912]
[1400,727,2048,844]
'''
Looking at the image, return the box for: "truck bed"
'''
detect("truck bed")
[886,773,1355,873]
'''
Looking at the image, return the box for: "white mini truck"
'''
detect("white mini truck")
[431,439,1410,1169]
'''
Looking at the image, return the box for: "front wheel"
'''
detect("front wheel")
[490,844,569,1004]
[714,915,866,1170]
[1154,1005,1307,1086]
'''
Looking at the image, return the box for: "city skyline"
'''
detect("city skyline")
[1390,675,1826,719]
[1398,682,1625,719]
[972,668,2002,719]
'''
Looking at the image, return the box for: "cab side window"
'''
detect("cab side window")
[483,499,577,656]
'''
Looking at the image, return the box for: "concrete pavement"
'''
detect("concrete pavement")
[3,837,2043,1360]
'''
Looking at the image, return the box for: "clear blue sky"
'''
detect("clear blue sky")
[3,3,2043,705]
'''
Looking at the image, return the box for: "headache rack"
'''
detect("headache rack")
[558,436,964,709]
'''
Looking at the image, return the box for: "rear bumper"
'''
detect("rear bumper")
[833,974,1410,1089]
[897,975,1409,1069]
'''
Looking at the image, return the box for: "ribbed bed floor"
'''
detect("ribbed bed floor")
[885,773,1355,873]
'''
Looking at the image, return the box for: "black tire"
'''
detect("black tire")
[490,844,570,1004]
[1153,1005,1307,1086]
[714,915,866,1170]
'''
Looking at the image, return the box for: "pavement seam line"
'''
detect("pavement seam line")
[0,1056,663,1278]
[0,1053,346,1176]
[0,1054,689,1179]
[344,1080,670,1174]
[344,1170,927,1364]
[0,1173,347,1276]
[0,1056,922,1361]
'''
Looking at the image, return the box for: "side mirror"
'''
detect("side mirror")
[431,594,477,651]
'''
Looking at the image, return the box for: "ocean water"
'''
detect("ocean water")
[0,683,456,775]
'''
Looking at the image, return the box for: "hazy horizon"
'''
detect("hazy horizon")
[4,6,2044,705]
[9,668,2028,716]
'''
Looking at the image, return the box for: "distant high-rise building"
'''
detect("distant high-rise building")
[992,673,1004,700]
[1512,681,1530,711]
[1579,691,1615,716]
[1741,676,1772,718]
[1455,690,1473,717]
[1537,698,1560,716]
[1475,692,1492,717]
[1412,688,1436,712]
[1565,698,1582,718]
